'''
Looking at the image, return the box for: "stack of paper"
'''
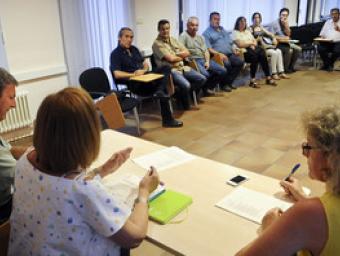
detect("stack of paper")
[216,187,293,224]
[132,146,195,171]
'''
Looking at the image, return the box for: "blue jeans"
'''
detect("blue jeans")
[223,54,244,85]
[195,58,227,89]
[171,68,206,109]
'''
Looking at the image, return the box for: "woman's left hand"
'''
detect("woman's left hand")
[261,207,283,232]
[97,147,133,177]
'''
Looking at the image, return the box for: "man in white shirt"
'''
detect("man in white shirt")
[319,8,340,71]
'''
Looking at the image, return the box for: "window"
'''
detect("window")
[59,0,134,85]
[0,19,8,68]
[320,0,340,19]
[183,0,284,32]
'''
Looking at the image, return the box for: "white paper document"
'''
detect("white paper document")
[132,146,195,171]
[103,174,165,208]
[216,187,293,224]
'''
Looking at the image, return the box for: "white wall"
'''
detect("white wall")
[285,0,299,25]
[134,0,179,51]
[0,0,68,117]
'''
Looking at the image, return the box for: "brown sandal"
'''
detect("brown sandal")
[249,81,260,88]
[266,79,277,86]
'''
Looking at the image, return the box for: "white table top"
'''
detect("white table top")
[92,130,288,256]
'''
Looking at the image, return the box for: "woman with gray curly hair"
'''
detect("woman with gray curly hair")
[236,105,340,256]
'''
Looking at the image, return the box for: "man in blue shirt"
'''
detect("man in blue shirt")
[203,12,244,92]
[110,27,183,128]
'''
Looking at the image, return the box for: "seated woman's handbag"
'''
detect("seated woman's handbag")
[259,35,276,50]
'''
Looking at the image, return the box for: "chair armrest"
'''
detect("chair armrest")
[109,90,127,100]
[88,91,106,99]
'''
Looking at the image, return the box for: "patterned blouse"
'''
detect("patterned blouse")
[8,151,131,256]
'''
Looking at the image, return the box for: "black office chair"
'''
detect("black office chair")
[110,61,175,115]
[79,67,141,135]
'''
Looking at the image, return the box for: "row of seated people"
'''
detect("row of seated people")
[110,7,340,126]
[1,66,340,255]
[109,7,333,129]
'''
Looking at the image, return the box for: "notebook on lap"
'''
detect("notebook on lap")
[148,189,193,224]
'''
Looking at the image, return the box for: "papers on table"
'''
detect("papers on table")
[216,187,293,224]
[132,146,195,171]
[103,174,165,208]
[103,174,140,208]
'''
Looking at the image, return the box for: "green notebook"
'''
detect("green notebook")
[148,189,193,224]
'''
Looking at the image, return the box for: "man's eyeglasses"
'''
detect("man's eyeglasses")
[301,142,320,156]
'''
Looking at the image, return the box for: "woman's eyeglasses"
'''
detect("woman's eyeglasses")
[301,142,320,156]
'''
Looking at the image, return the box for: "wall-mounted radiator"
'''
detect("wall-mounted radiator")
[0,90,33,140]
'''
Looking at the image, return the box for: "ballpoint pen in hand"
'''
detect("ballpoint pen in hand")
[284,163,301,181]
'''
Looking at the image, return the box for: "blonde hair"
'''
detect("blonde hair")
[302,105,340,195]
[33,87,101,175]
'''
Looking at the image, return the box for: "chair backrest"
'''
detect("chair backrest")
[95,93,125,130]
[0,220,10,256]
[79,68,111,95]
[149,54,175,96]
[150,54,158,71]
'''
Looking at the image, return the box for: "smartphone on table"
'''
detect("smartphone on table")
[226,175,248,186]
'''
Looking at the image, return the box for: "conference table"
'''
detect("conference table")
[92,130,290,256]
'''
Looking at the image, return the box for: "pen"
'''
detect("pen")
[284,163,301,181]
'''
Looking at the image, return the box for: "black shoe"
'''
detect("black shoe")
[221,86,232,92]
[162,119,183,128]
[320,65,333,72]
[229,84,237,90]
